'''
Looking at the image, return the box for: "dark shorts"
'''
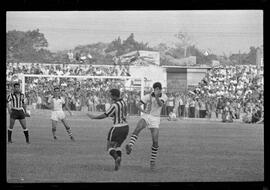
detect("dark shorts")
[107,125,129,146]
[10,109,25,120]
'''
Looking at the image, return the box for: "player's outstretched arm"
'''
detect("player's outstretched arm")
[86,113,107,120]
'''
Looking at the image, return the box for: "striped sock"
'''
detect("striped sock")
[150,146,159,163]
[128,134,138,148]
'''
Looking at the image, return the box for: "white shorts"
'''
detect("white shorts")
[141,114,160,128]
[51,111,66,121]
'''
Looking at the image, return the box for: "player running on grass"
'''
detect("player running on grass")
[7,82,30,144]
[86,89,129,171]
[125,82,167,170]
[47,86,75,141]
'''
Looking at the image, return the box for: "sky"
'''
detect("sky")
[6,10,263,55]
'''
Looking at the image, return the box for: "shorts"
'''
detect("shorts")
[51,111,66,121]
[141,114,160,128]
[10,109,25,120]
[107,125,129,146]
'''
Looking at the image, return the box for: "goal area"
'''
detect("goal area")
[21,74,146,115]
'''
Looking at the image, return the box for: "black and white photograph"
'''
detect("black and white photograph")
[6,10,264,183]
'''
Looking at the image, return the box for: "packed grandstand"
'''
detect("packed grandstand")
[6,61,263,124]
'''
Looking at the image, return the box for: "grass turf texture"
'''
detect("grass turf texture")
[6,110,263,182]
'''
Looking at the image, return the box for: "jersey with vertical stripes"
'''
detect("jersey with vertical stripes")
[7,93,25,110]
[104,99,128,127]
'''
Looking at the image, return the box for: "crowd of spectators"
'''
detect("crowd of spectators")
[166,65,264,124]
[6,62,130,80]
[6,62,264,123]
[14,76,140,114]
[6,62,140,114]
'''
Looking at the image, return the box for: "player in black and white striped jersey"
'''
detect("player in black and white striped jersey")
[6,83,30,144]
[86,89,129,171]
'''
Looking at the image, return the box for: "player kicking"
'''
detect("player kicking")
[7,83,30,144]
[125,82,167,170]
[47,87,75,141]
[86,89,129,171]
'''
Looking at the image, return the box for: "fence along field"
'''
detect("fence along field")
[6,110,263,182]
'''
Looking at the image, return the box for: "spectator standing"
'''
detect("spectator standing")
[87,95,94,112]
[194,98,200,118]
[235,100,241,119]
[205,98,212,119]
[31,92,37,110]
[208,98,216,119]
[189,98,195,118]
[174,93,181,118]
[251,105,261,123]
[215,97,223,119]
[93,94,99,112]
[75,97,81,111]
[179,94,185,117]
[222,101,233,122]
[184,96,189,118]
[37,93,42,109]
[199,99,207,118]
[166,93,174,116]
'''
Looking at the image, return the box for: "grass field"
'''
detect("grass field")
[6,110,264,183]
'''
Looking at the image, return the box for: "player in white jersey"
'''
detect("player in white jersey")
[125,82,167,170]
[47,87,75,141]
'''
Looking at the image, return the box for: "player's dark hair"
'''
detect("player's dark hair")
[153,82,162,90]
[13,82,20,87]
[110,89,120,98]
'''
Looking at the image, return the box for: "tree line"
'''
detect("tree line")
[6,29,260,66]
